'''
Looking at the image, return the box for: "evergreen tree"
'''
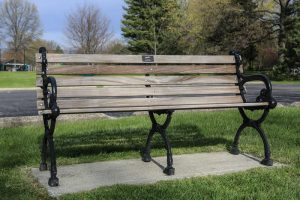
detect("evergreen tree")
[122,0,182,54]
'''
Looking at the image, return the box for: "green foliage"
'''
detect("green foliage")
[55,45,64,54]
[24,39,63,65]
[104,40,130,54]
[270,0,300,79]
[173,0,231,54]
[122,0,183,54]
[284,0,300,70]
[207,0,270,66]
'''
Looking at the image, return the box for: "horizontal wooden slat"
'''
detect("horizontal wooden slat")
[36,54,235,64]
[36,86,240,99]
[36,75,238,87]
[38,102,268,115]
[36,64,236,75]
[37,96,243,110]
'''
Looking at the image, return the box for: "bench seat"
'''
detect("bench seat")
[39,102,268,115]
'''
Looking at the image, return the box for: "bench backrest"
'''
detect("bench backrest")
[36,54,244,115]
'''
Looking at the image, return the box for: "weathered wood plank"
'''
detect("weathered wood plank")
[36,64,237,75]
[37,96,243,110]
[36,54,235,64]
[38,102,268,115]
[36,75,238,87]
[36,86,240,99]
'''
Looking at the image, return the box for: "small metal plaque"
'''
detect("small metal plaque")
[142,55,154,63]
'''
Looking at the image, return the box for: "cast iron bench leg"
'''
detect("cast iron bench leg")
[230,108,273,166]
[40,114,59,186]
[39,117,48,171]
[142,110,175,175]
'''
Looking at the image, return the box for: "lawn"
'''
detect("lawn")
[0,71,35,88]
[273,80,300,84]
[0,108,299,199]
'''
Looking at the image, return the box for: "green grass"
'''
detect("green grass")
[272,80,300,84]
[0,108,299,199]
[0,71,35,88]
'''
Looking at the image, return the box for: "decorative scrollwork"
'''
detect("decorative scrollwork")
[230,51,277,110]
[44,77,60,118]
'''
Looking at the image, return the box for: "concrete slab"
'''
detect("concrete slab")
[31,152,281,197]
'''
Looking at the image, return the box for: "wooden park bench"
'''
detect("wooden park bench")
[36,47,277,187]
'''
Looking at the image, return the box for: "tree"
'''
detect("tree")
[284,0,300,70]
[23,39,64,65]
[184,0,230,54]
[45,40,64,53]
[200,0,273,69]
[258,0,297,71]
[65,4,112,54]
[104,39,130,54]
[0,0,42,64]
[122,0,183,54]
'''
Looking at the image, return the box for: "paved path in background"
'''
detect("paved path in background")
[0,84,299,118]
[31,152,282,197]
[0,90,38,117]
[246,83,300,105]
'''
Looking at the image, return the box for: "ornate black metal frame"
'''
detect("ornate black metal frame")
[229,51,277,166]
[142,110,175,175]
[38,47,60,187]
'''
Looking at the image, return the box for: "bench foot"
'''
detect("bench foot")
[39,162,48,171]
[232,108,272,165]
[143,111,175,175]
[48,176,59,187]
[142,152,152,162]
[163,166,175,175]
[261,158,273,166]
[230,146,240,155]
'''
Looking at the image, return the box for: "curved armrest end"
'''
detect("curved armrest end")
[240,74,277,109]
[44,76,60,118]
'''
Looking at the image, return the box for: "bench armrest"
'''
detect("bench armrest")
[240,74,277,109]
[230,51,277,109]
[42,76,60,118]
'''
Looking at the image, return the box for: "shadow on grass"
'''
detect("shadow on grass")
[54,124,231,158]
[0,127,39,169]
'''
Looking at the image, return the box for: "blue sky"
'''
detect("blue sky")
[27,0,126,48]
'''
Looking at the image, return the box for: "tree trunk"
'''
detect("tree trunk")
[278,3,286,66]
[14,50,17,69]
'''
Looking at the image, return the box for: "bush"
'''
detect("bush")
[267,65,300,81]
